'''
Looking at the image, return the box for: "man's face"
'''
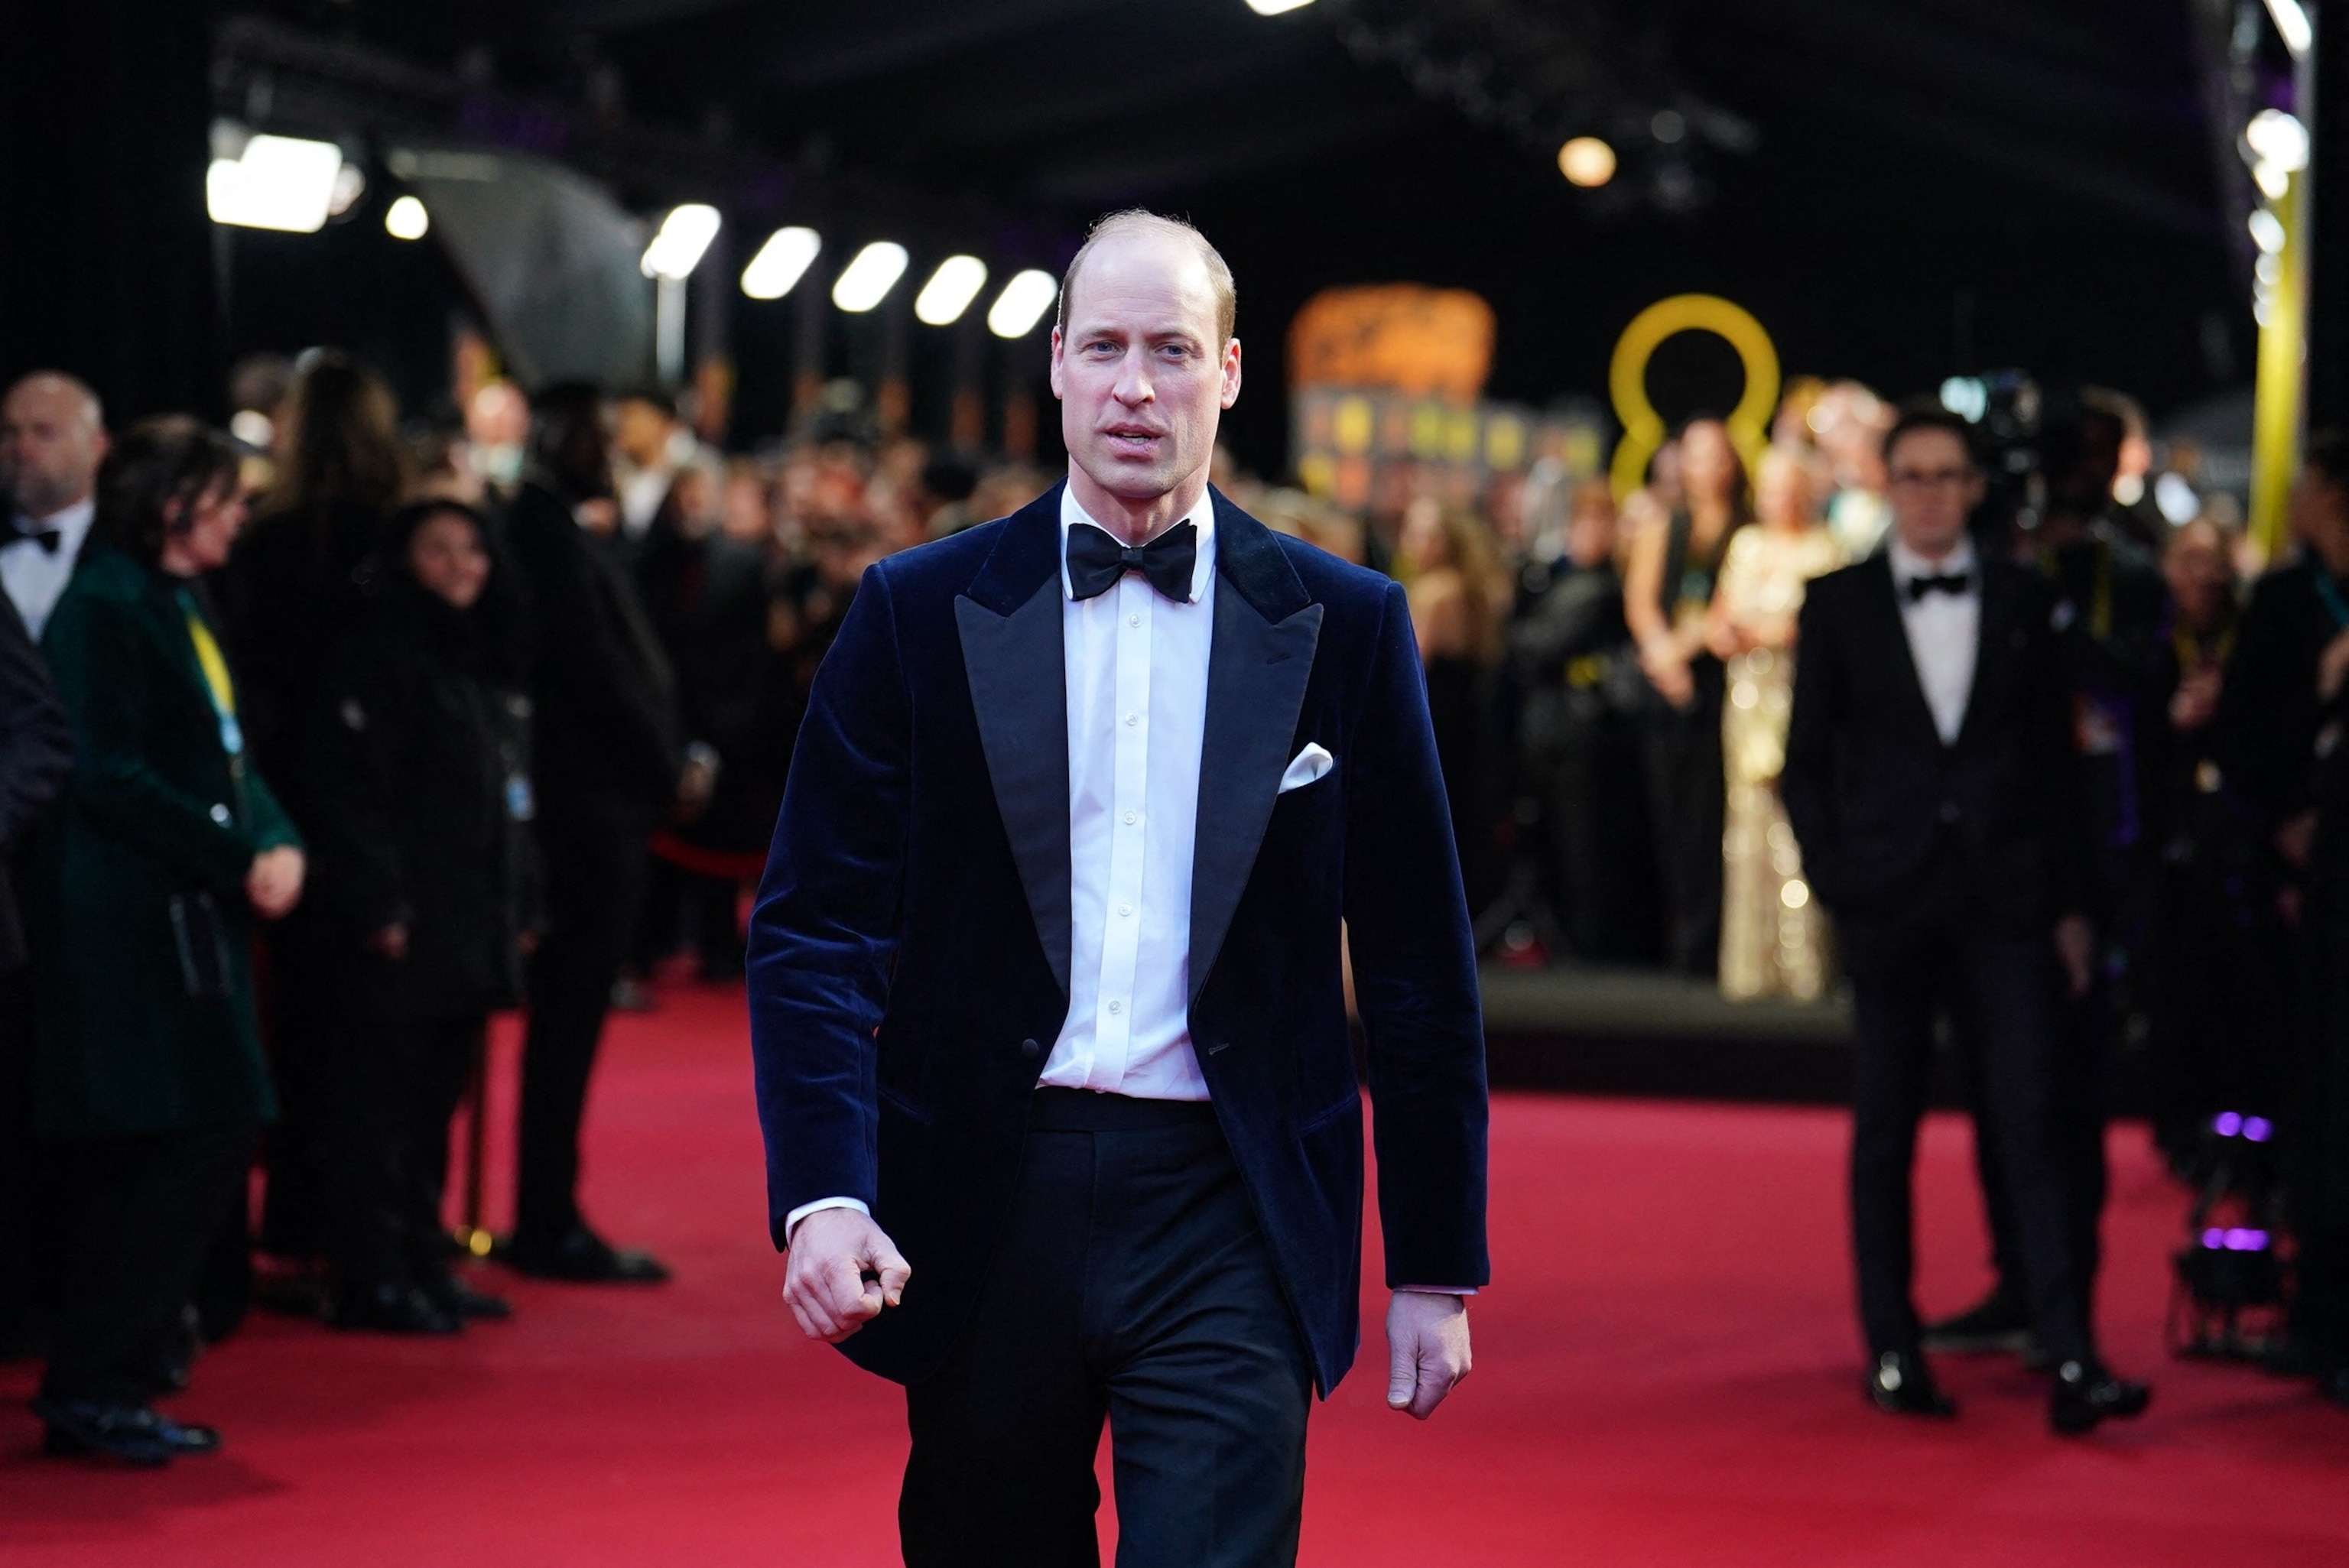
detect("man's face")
[1884,428,1983,559]
[1049,232,1240,520]
[613,398,674,468]
[1,378,106,518]
[2162,521,2232,625]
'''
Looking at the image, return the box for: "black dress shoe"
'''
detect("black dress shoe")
[505,1224,671,1284]
[32,1398,219,1465]
[421,1272,513,1321]
[1865,1351,1958,1417]
[2049,1359,2152,1435]
[1921,1285,2034,1355]
[328,1281,464,1336]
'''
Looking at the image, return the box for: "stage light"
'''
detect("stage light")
[915,255,989,326]
[385,194,429,241]
[2263,0,2312,58]
[741,226,821,300]
[2248,209,2286,255]
[987,269,1060,338]
[2247,109,2310,174]
[1558,137,1616,188]
[206,134,345,233]
[1938,376,1989,424]
[2253,161,2292,200]
[1246,0,1317,15]
[833,241,910,312]
[642,203,723,280]
[2154,472,2200,524]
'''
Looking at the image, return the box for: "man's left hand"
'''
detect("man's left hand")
[2055,912,2095,998]
[1385,1290,1471,1420]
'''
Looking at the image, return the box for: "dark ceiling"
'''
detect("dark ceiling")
[239,0,2253,468]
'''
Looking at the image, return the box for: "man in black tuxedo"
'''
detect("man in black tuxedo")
[1782,405,2149,1434]
[749,211,1488,1566]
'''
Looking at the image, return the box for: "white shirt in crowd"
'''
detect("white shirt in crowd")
[782,486,1218,1238]
[1886,534,1979,745]
[2,496,96,641]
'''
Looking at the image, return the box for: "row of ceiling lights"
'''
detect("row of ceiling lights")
[203,131,1063,339]
[642,204,1060,338]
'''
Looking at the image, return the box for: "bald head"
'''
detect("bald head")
[1058,210,1236,346]
[2,372,107,519]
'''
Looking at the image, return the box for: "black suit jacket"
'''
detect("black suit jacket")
[0,589,70,972]
[1782,553,2082,931]
[746,484,1490,1394]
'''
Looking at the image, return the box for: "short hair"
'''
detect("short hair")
[4,369,104,433]
[1881,403,1977,469]
[1056,209,1237,345]
[91,416,242,566]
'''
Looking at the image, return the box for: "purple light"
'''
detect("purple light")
[2244,1117,2274,1143]
[2214,1112,2244,1137]
[2224,1229,2270,1251]
[2203,1228,2227,1248]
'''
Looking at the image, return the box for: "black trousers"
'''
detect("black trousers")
[386,1012,487,1281]
[901,1090,1314,1568]
[518,813,649,1241]
[1838,852,2091,1366]
[43,1124,254,1407]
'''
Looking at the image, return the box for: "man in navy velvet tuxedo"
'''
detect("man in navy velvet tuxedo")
[747,211,1489,1566]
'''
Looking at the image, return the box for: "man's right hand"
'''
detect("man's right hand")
[783,1208,911,1343]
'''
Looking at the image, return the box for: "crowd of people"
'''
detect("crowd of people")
[2,340,2344,1462]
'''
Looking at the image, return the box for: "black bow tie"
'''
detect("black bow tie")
[1906,570,1972,602]
[4,526,60,556]
[1066,520,1197,604]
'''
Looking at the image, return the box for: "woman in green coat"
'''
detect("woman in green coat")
[29,416,305,1467]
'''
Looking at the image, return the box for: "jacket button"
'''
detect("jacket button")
[1020,1038,1041,1059]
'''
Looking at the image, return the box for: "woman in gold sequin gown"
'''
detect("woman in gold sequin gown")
[1707,449,1845,1000]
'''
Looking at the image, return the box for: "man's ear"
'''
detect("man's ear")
[1220,337,1243,411]
[1048,327,1067,401]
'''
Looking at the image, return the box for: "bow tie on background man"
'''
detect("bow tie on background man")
[2,524,61,556]
[1905,570,1972,603]
[1065,519,1198,604]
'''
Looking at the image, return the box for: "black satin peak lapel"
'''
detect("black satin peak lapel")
[957,489,1073,998]
[1189,506,1322,1003]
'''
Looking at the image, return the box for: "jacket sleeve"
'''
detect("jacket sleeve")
[0,592,70,851]
[745,565,911,1248]
[1343,579,1490,1291]
[1780,586,1844,908]
[44,591,268,898]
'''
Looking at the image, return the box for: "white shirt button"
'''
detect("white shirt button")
[1128,614,1141,627]
[1118,903,1133,917]
[1107,999,1123,1014]
[1123,810,1137,825]
[1125,713,1139,726]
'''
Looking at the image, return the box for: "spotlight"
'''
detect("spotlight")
[1245,0,1316,14]
[986,269,1059,339]
[1938,376,1989,424]
[915,255,989,326]
[2248,209,2286,255]
[642,203,723,280]
[833,242,910,313]
[2247,110,2310,174]
[742,226,821,300]
[2154,472,2200,524]
[207,133,345,233]
[1558,137,1616,188]
[385,194,429,241]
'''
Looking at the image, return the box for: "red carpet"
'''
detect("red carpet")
[4,979,2345,1565]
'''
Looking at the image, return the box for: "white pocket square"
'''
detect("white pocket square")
[1278,743,1334,794]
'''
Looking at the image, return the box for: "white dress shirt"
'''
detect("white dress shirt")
[781,485,1219,1238]
[1886,534,1979,745]
[2,497,96,641]
[1038,485,1217,1099]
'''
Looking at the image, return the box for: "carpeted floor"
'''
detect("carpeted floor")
[2,979,2344,1565]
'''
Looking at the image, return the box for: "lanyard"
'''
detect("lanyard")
[177,591,245,760]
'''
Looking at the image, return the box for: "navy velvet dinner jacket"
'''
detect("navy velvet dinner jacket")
[747,482,1490,1394]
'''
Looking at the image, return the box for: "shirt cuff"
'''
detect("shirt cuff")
[784,1196,870,1242]
[1395,1286,1479,1296]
